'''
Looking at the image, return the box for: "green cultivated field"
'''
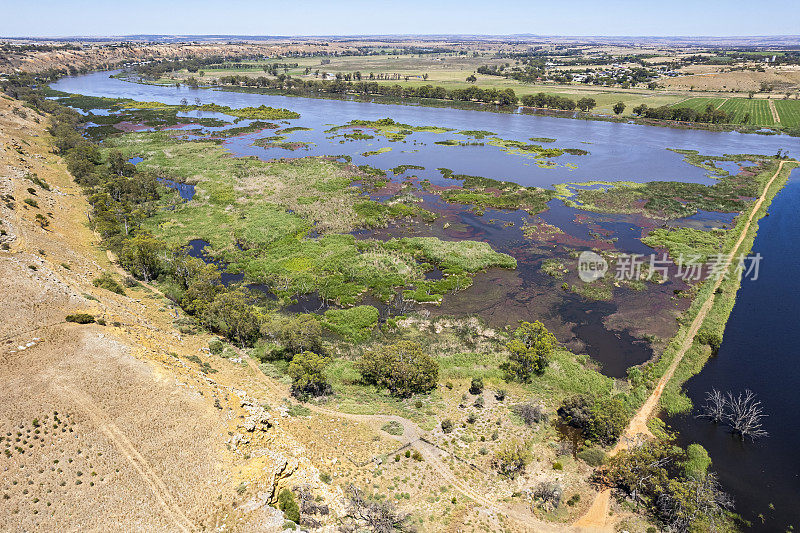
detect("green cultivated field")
[671,97,728,112]
[718,98,774,125]
[670,97,775,126]
[775,99,800,128]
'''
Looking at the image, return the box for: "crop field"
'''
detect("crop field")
[774,99,800,127]
[669,97,775,126]
[718,98,774,125]
[670,97,728,112]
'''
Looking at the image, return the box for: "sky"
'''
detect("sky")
[1,0,799,38]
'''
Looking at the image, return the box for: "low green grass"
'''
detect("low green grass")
[320,305,380,343]
[642,227,726,263]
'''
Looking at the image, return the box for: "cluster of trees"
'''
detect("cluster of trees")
[557,394,628,446]
[632,103,731,124]
[607,440,735,531]
[520,92,596,112]
[212,74,521,105]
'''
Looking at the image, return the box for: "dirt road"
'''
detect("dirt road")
[574,160,793,531]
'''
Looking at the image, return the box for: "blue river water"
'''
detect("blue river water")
[668,168,800,531]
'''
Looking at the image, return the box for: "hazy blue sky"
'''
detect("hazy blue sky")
[1,0,798,37]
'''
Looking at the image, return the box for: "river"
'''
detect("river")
[51,72,800,528]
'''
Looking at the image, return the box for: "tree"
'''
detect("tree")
[466,74,477,83]
[613,101,626,115]
[278,314,324,356]
[288,351,332,399]
[501,321,556,382]
[356,341,438,397]
[725,390,768,439]
[558,394,626,445]
[576,97,597,112]
[201,289,261,347]
[118,232,165,282]
[343,485,413,532]
[588,396,627,445]
[697,388,727,424]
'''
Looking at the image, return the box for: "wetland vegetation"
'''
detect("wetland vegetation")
[7,62,797,532]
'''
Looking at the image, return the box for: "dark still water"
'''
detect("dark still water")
[667,168,800,532]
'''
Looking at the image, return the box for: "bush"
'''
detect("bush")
[356,341,438,397]
[277,489,300,523]
[552,461,563,470]
[441,419,454,434]
[473,396,484,408]
[494,389,506,401]
[516,402,547,426]
[381,421,404,436]
[577,447,607,467]
[411,450,423,461]
[558,394,627,446]
[65,313,95,324]
[492,440,532,478]
[469,377,484,395]
[697,328,723,355]
[208,339,223,354]
[92,273,125,295]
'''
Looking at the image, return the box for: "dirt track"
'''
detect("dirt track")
[573,160,793,532]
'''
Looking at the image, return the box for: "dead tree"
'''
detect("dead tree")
[342,485,414,533]
[697,388,727,423]
[724,390,768,440]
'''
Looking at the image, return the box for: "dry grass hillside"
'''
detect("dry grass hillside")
[0,94,346,531]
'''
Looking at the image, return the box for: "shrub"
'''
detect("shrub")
[473,396,484,408]
[577,447,607,467]
[501,321,556,382]
[533,481,563,510]
[277,489,300,523]
[441,419,454,434]
[552,462,563,470]
[287,351,332,399]
[92,273,125,295]
[356,341,438,397]
[411,450,423,461]
[65,313,94,324]
[495,389,506,401]
[24,198,38,208]
[516,402,547,426]
[208,339,223,354]
[558,394,627,446]
[492,440,532,478]
[381,421,404,436]
[697,328,723,355]
[469,377,484,395]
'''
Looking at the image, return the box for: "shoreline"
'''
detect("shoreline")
[113,72,795,138]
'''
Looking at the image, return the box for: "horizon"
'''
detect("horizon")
[3,0,800,39]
